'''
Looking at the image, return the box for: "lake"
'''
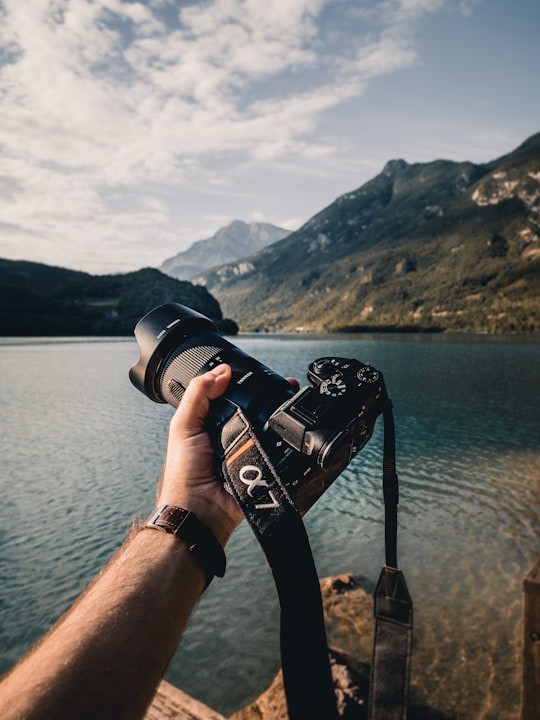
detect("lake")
[1,333,539,719]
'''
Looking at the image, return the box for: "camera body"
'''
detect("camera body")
[130,303,388,515]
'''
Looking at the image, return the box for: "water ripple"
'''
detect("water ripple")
[1,337,539,719]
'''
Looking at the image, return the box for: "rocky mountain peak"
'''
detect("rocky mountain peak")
[160,219,290,281]
[382,158,408,176]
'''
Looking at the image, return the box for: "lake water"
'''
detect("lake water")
[1,333,539,719]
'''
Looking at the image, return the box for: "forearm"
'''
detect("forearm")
[0,528,208,720]
[0,364,242,720]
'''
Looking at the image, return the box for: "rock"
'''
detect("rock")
[229,647,370,720]
[229,574,373,720]
[320,574,374,667]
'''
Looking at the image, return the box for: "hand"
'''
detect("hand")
[156,364,244,547]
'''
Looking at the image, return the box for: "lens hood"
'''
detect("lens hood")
[129,303,217,402]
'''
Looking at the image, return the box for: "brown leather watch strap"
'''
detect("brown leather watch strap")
[144,504,226,587]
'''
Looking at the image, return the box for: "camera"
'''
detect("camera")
[130,303,389,515]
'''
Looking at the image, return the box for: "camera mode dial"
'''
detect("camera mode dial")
[320,374,347,397]
[308,357,349,397]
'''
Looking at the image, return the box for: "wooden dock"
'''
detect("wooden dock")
[145,680,227,720]
[521,557,540,720]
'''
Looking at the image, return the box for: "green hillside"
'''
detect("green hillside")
[199,133,540,333]
[0,261,236,336]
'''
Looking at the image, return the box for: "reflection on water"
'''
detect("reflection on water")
[0,334,539,719]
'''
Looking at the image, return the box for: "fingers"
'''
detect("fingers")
[286,377,300,392]
[160,364,241,541]
[171,364,232,438]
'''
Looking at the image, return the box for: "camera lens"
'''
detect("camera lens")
[129,303,294,431]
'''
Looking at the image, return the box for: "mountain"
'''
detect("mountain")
[198,133,540,333]
[160,220,290,280]
[0,260,237,335]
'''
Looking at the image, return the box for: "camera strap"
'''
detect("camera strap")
[215,404,339,720]
[213,399,412,720]
[369,403,413,720]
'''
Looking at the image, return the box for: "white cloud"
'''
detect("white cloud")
[352,35,417,78]
[280,216,303,232]
[0,0,495,272]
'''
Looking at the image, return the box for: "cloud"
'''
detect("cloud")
[0,0,476,272]
[279,216,303,232]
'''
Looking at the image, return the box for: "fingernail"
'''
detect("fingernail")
[211,364,229,378]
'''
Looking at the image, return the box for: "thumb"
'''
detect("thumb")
[172,364,232,438]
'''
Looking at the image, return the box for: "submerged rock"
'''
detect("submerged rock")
[230,573,372,720]
[229,646,370,720]
[229,573,452,720]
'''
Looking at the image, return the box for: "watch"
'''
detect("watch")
[144,504,226,587]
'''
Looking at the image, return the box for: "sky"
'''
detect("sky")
[0,0,539,275]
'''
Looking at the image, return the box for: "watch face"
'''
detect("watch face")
[147,503,189,531]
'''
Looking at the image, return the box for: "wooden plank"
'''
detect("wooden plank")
[521,558,540,720]
[145,680,227,720]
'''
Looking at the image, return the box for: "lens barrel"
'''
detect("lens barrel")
[129,303,294,430]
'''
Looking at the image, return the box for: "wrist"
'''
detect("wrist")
[143,504,226,588]
[155,493,240,548]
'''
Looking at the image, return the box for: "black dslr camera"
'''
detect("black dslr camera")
[130,303,389,515]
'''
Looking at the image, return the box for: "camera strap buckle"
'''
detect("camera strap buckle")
[370,566,413,720]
